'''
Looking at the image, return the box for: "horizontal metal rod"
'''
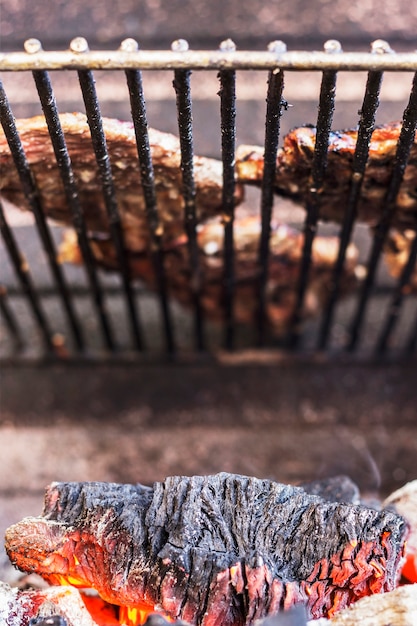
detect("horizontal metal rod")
[1,49,417,72]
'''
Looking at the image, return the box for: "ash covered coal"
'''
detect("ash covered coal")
[4,473,408,625]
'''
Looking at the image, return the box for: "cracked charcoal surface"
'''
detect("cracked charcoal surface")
[5,473,408,625]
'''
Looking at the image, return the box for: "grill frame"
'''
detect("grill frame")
[1,38,417,363]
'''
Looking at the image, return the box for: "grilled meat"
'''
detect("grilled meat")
[59,214,358,335]
[5,475,407,625]
[236,123,417,229]
[384,229,417,292]
[0,112,243,253]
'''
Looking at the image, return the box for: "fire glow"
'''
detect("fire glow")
[51,574,171,625]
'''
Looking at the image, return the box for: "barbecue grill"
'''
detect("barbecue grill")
[0,37,416,363]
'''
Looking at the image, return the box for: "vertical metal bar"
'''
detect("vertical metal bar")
[173,67,205,351]
[406,313,417,355]
[0,198,54,352]
[124,67,175,354]
[0,80,85,352]
[347,71,417,352]
[0,285,24,351]
[318,70,383,350]
[288,70,338,347]
[218,68,237,350]
[257,68,285,346]
[77,69,144,351]
[31,70,115,351]
[376,231,417,354]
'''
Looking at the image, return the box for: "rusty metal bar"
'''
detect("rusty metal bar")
[288,69,338,347]
[1,47,417,72]
[0,198,54,352]
[0,79,85,352]
[218,60,237,350]
[376,231,417,354]
[318,69,384,349]
[124,64,175,354]
[31,69,116,351]
[257,66,286,346]
[348,71,417,351]
[77,68,144,351]
[0,285,24,351]
[173,57,205,351]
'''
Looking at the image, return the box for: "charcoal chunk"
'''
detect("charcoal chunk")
[5,473,408,625]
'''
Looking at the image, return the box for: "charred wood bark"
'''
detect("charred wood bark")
[5,473,408,626]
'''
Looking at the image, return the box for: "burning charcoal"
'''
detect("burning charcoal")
[309,583,417,626]
[300,475,360,504]
[5,473,408,625]
[0,580,116,626]
[384,480,417,583]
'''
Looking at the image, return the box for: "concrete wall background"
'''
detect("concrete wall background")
[2,0,417,51]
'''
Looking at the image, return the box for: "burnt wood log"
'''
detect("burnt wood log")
[5,473,408,626]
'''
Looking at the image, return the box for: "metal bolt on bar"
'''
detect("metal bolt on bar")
[218,39,237,350]
[123,41,175,354]
[172,40,205,351]
[347,71,417,352]
[0,285,24,351]
[376,231,417,354]
[76,66,144,351]
[257,47,286,346]
[289,48,339,347]
[318,67,384,350]
[0,198,54,352]
[0,79,85,352]
[30,65,116,351]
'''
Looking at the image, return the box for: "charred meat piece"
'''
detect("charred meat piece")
[236,123,417,229]
[383,229,417,292]
[5,474,407,625]
[59,214,358,335]
[0,112,243,253]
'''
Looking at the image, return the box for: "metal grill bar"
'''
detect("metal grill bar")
[257,68,285,346]
[1,49,416,72]
[0,285,24,351]
[318,70,384,350]
[124,66,175,354]
[0,198,54,352]
[31,69,116,351]
[348,71,417,351]
[77,69,144,350]
[0,80,85,352]
[289,69,337,347]
[173,65,205,351]
[406,313,417,355]
[376,231,417,354]
[218,67,237,350]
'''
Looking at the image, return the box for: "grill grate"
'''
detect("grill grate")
[0,38,416,361]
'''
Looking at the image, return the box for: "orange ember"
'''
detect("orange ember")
[54,575,172,625]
